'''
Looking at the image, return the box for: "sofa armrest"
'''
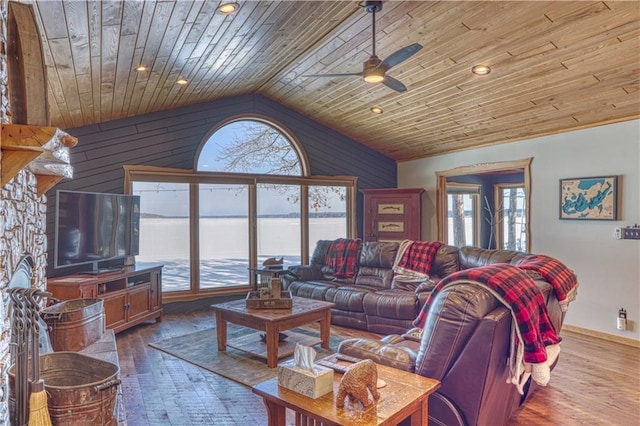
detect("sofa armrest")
[415,279,437,293]
[337,338,417,372]
[287,264,322,281]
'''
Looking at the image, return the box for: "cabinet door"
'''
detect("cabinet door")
[78,283,98,298]
[101,291,128,330]
[363,192,422,242]
[127,284,151,323]
[149,270,162,312]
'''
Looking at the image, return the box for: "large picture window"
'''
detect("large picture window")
[125,118,356,302]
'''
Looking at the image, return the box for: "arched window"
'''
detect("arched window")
[127,117,356,302]
[196,119,306,176]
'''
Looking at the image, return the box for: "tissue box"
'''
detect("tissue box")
[277,359,334,399]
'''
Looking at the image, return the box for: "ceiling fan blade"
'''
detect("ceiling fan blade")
[382,75,407,93]
[381,43,423,69]
[301,72,363,78]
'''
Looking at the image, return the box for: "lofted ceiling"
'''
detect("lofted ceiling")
[23,0,640,161]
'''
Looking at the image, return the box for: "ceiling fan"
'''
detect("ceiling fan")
[303,0,422,93]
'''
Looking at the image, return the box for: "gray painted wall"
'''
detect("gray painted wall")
[46,94,396,275]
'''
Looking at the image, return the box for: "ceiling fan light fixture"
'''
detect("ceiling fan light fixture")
[364,73,385,83]
[472,64,491,75]
[370,106,384,114]
[363,56,385,83]
[218,2,238,14]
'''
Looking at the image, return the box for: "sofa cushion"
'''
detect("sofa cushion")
[354,242,398,288]
[359,241,399,268]
[338,337,418,372]
[310,240,332,265]
[431,245,460,278]
[287,280,338,300]
[355,266,394,289]
[459,246,521,269]
[324,286,374,312]
[362,289,419,320]
[311,240,343,281]
[391,275,427,291]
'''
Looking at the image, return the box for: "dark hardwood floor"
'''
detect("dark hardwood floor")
[115,308,640,425]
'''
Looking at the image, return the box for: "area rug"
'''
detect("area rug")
[149,324,341,387]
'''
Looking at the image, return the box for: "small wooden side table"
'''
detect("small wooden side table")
[252,358,440,426]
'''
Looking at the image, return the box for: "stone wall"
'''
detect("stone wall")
[0,1,50,423]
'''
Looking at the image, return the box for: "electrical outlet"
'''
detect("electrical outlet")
[614,227,622,239]
[617,308,628,331]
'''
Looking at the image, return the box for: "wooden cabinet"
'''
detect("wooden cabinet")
[361,188,424,242]
[47,264,163,334]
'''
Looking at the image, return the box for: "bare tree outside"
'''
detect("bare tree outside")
[452,194,466,247]
[217,123,299,175]
[214,121,345,211]
[506,188,518,250]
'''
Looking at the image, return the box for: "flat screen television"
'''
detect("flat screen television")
[54,190,140,273]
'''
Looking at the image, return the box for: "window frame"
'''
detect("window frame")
[193,114,311,176]
[494,182,527,251]
[124,165,357,303]
[445,183,481,247]
[436,158,532,252]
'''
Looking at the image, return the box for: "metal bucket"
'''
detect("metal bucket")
[9,352,120,425]
[42,298,105,352]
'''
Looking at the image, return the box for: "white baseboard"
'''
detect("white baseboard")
[562,324,640,348]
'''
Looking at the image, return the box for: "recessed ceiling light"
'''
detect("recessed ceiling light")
[177,78,188,85]
[136,65,147,72]
[370,106,383,114]
[218,2,238,14]
[471,64,491,75]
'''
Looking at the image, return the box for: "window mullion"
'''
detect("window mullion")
[300,185,309,264]
[190,183,200,293]
[248,183,258,288]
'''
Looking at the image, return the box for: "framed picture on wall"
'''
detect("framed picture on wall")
[559,175,618,220]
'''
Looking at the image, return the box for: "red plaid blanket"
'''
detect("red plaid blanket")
[393,240,444,277]
[413,263,560,364]
[324,238,362,280]
[517,254,578,311]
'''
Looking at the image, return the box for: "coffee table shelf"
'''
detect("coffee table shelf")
[211,297,335,368]
[227,331,322,361]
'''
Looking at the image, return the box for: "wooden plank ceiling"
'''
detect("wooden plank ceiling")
[25,0,640,161]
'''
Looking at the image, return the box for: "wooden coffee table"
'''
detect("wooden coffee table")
[252,355,440,426]
[210,297,335,368]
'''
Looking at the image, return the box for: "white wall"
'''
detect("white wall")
[398,120,640,341]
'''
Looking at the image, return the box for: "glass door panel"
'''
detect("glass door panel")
[132,182,190,293]
[199,183,250,289]
[447,192,478,247]
[308,186,347,253]
[257,184,301,269]
[499,186,527,251]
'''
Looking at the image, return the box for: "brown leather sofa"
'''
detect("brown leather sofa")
[284,240,460,334]
[284,240,568,426]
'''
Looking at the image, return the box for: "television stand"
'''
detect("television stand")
[78,266,124,276]
[76,261,125,275]
[47,264,163,334]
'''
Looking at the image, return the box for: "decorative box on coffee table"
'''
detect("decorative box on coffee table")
[246,290,293,309]
[245,274,292,309]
